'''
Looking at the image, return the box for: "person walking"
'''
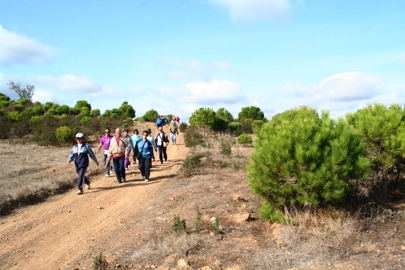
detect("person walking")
[67,133,99,195]
[155,126,169,164]
[96,127,113,177]
[169,121,179,145]
[123,129,134,170]
[107,127,130,183]
[131,129,142,164]
[134,130,155,182]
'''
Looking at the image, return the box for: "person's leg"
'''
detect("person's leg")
[158,146,163,163]
[144,158,151,181]
[171,133,175,144]
[112,158,122,182]
[163,146,168,162]
[76,167,87,192]
[118,156,126,181]
[103,154,110,176]
[138,157,145,179]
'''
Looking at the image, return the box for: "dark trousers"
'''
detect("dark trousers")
[76,166,90,190]
[138,157,152,179]
[112,156,125,182]
[157,146,167,163]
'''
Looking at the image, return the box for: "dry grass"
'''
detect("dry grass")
[0,139,102,215]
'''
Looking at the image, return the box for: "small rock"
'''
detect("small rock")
[97,206,103,209]
[230,213,250,223]
[177,259,190,268]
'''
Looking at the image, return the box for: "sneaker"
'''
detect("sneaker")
[122,178,126,182]
[145,179,149,182]
[85,183,90,189]
[105,174,110,177]
[141,176,145,180]
[77,189,83,195]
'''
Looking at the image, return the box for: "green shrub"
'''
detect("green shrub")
[1,100,10,107]
[171,214,187,233]
[181,152,212,176]
[30,116,42,125]
[80,116,90,125]
[184,126,204,148]
[347,103,405,203]
[228,121,242,135]
[237,133,252,145]
[55,126,73,143]
[13,104,24,111]
[92,252,109,270]
[179,122,188,133]
[247,106,369,222]
[220,139,233,156]
[8,111,22,122]
[251,120,264,134]
[144,109,159,122]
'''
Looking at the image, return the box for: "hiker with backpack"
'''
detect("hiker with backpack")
[67,133,99,195]
[170,121,179,145]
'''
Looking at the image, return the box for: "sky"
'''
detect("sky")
[1,0,404,122]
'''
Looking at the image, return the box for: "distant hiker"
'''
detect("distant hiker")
[96,127,113,177]
[131,129,142,164]
[156,116,163,128]
[170,121,179,145]
[155,126,170,164]
[175,116,180,123]
[123,129,134,170]
[133,130,155,182]
[67,133,99,195]
[107,127,130,183]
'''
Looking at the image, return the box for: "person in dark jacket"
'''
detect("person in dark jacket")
[67,133,99,195]
[133,130,155,182]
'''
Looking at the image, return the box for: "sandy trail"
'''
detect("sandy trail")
[0,125,187,270]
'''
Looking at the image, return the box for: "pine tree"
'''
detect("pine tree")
[247,106,369,222]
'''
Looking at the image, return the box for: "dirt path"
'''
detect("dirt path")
[0,125,188,270]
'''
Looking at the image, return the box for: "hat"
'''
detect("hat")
[147,128,151,133]
[158,126,163,130]
[75,133,84,138]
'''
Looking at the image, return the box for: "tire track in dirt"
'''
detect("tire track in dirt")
[0,125,187,269]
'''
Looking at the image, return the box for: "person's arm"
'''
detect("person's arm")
[96,142,103,154]
[66,146,75,165]
[86,143,99,166]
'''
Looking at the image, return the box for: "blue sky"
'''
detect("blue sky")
[1,0,404,122]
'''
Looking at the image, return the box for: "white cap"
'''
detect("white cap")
[75,133,84,138]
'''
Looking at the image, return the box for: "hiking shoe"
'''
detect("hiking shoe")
[105,174,110,177]
[85,183,90,189]
[141,176,145,180]
[145,179,149,182]
[77,189,83,195]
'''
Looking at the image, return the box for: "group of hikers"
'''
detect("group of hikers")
[66,116,181,195]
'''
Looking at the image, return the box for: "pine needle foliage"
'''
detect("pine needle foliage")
[346,103,405,202]
[247,106,369,222]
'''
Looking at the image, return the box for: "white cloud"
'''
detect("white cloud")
[183,79,246,104]
[267,71,403,120]
[36,74,101,92]
[209,0,292,22]
[0,25,58,66]
[282,71,381,102]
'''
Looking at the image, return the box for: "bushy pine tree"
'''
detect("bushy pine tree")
[247,106,369,222]
[346,103,405,202]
